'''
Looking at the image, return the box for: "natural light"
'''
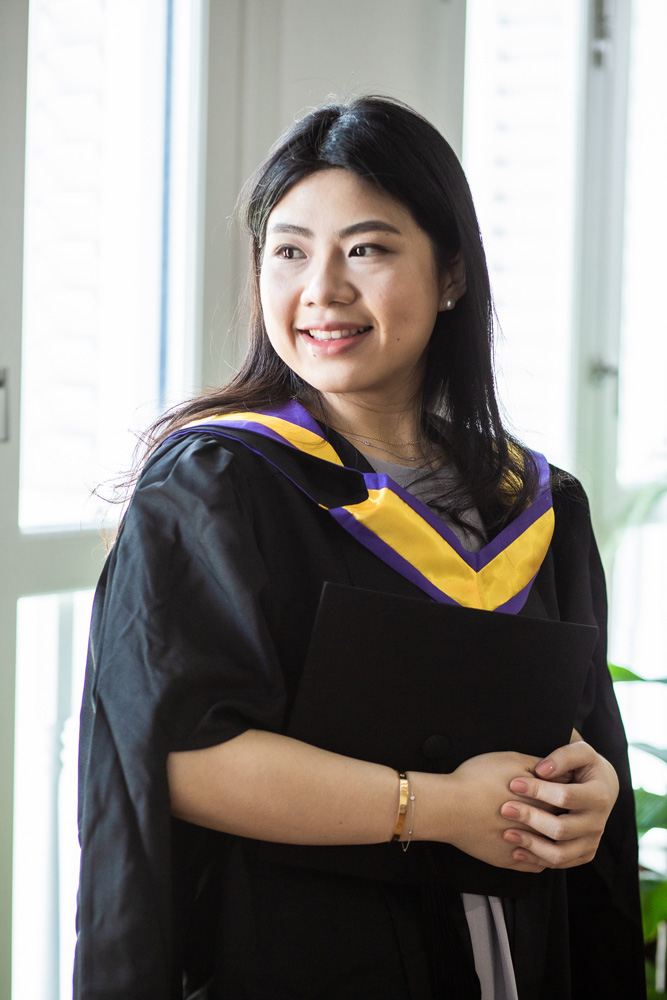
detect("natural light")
[10,2,665,996]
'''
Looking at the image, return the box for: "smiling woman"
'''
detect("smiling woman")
[75,97,645,999]
[259,169,460,429]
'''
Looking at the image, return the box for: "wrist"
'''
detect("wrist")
[402,771,458,845]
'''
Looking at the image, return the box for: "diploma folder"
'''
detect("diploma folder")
[265,582,598,897]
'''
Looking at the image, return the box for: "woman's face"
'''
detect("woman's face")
[259,169,456,412]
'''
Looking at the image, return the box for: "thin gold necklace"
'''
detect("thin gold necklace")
[326,423,422,447]
[363,443,423,463]
[326,425,423,463]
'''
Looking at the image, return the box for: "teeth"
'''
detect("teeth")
[305,327,368,341]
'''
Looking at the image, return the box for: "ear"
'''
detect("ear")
[438,255,467,311]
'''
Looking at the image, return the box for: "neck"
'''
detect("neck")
[311,395,430,464]
[317,395,419,438]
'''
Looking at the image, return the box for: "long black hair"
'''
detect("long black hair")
[142,95,538,530]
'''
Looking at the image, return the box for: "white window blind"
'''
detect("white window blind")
[616,0,667,490]
[463,0,581,473]
[18,0,204,532]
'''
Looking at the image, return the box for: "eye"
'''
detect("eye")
[349,244,385,258]
[275,245,306,260]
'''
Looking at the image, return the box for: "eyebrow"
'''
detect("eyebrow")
[267,219,402,239]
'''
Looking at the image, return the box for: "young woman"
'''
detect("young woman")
[75,97,645,999]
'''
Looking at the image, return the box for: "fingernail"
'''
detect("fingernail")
[509,778,528,794]
[513,850,528,861]
[502,804,521,819]
[504,830,522,843]
[535,759,554,777]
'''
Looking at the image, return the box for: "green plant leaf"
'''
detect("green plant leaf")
[635,787,667,836]
[609,663,667,684]
[632,742,667,765]
[640,877,667,942]
[609,663,646,682]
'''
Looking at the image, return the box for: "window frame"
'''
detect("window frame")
[572,0,634,544]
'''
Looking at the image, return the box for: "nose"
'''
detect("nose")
[300,253,356,307]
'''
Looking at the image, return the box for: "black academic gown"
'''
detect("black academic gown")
[74,429,645,999]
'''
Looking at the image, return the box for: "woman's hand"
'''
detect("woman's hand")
[499,738,619,869]
[422,751,549,873]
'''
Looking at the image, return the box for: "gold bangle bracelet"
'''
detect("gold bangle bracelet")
[391,771,410,842]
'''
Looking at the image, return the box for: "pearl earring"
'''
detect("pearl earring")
[444,298,456,310]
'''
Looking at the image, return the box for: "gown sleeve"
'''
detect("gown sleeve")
[550,476,645,998]
[75,434,287,999]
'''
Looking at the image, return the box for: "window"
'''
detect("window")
[19,0,204,531]
[616,0,667,490]
[13,591,92,1000]
[605,0,667,873]
[7,2,205,997]
[464,0,667,873]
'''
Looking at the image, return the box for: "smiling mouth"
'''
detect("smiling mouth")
[300,326,372,342]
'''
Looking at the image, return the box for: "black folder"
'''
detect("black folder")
[265,582,597,896]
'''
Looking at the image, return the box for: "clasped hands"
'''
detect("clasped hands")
[500,736,619,872]
[446,735,619,873]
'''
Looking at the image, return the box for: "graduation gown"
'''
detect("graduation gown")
[75,412,645,999]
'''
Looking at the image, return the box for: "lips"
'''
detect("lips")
[299,326,372,342]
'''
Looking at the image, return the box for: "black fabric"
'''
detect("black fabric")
[75,432,646,999]
[267,583,595,898]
